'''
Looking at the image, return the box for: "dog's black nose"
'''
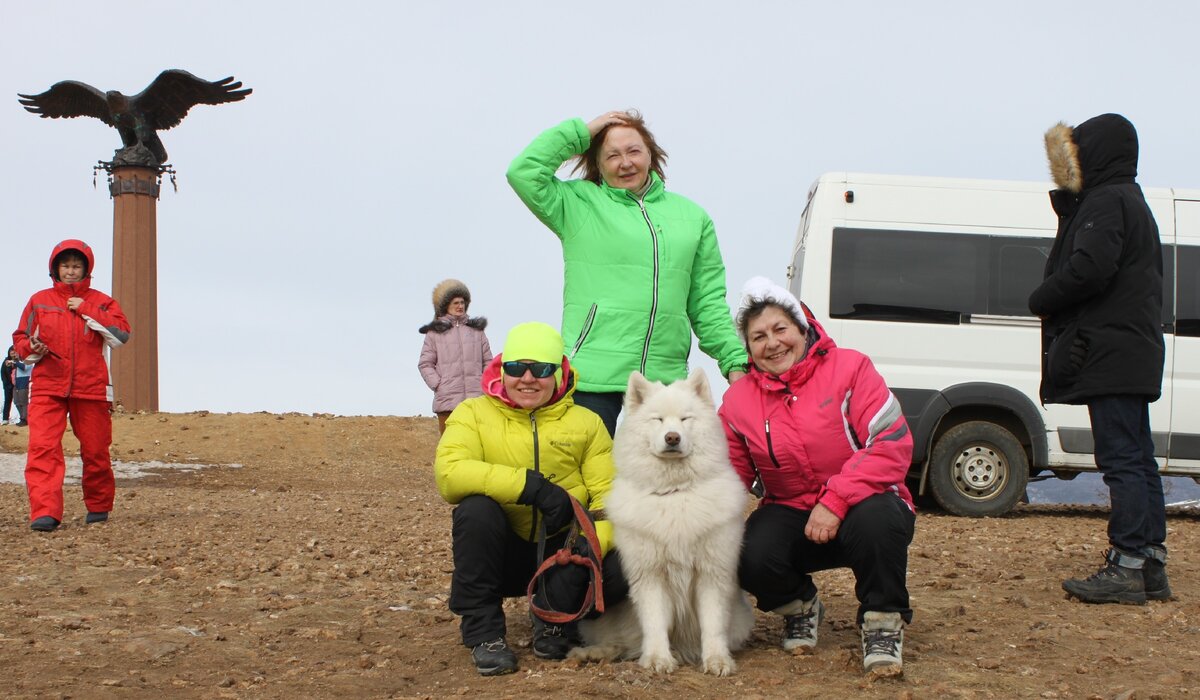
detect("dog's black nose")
[664,432,681,447]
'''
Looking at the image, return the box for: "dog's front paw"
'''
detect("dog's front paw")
[702,652,737,677]
[639,650,678,674]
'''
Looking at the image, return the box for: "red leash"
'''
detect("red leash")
[526,496,605,624]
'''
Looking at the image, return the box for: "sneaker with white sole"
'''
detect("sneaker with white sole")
[860,611,904,676]
[781,596,824,652]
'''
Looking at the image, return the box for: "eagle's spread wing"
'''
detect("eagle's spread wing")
[17,81,113,124]
[134,69,252,131]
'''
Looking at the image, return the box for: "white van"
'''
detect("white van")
[786,172,1200,516]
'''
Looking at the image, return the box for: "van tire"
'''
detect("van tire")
[928,421,1029,517]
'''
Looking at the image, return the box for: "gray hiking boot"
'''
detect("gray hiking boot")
[1142,545,1172,601]
[780,596,824,652]
[1062,548,1146,605]
[860,611,904,676]
[470,637,517,676]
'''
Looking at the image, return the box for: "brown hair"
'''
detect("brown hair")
[737,299,808,345]
[572,109,669,185]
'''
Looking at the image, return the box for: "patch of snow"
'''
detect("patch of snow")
[0,452,240,485]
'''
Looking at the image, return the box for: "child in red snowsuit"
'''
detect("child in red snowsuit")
[12,240,131,532]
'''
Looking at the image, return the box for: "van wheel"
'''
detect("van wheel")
[929,421,1029,517]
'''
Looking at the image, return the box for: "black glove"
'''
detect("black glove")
[518,470,574,534]
[1069,338,1088,370]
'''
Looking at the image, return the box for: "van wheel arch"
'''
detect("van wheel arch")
[909,383,1046,499]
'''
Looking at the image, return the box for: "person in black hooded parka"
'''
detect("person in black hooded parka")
[1029,113,1168,605]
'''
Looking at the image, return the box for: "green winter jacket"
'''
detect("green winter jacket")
[434,356,615,553]
[506,118,746,392]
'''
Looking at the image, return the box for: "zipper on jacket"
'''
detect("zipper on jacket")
[632,193,660,375]
[528,410,541,540]
[764,419,783,469]
[66,301,76,397]
[570,304,598,358]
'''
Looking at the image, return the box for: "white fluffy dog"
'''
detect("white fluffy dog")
[569,370,753,676]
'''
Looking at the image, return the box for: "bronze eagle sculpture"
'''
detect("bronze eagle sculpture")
[18,69,251,166]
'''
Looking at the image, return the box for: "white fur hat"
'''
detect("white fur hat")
[737,276,810,336]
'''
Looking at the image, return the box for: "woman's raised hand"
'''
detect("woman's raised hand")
[586,110,629,137]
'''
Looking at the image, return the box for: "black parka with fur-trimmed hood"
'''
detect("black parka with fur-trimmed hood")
[1028,113,1164,404]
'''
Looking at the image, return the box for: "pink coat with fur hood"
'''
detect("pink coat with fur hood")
[419,316,492,412]
[418,279,492,413]
[718,314,913,518]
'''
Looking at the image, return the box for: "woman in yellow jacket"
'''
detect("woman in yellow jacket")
[435,322,621,676]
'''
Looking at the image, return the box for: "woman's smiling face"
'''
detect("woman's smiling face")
[597,126,650,191]
[502,360,556,409]
[747,305,806,375]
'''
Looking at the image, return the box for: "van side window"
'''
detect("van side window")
[829,228,1051,322]
[1177,245,1200,337]
[993,240,1050,316]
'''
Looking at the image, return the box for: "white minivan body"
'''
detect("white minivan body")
[787,172,1200,516]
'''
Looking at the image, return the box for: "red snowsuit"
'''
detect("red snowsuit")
[12,240,131,523]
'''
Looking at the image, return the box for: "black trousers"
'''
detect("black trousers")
[1088,395,1166,557]
[739,493,915,625]
[449,495,628,647]
[2,383,12,422]
[572,391,623,438]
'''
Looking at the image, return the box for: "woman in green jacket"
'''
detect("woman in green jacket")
[435,322,622,676]
[507,111,746,435]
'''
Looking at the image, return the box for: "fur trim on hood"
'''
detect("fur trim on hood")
[419,278,487,333]
[419,316,488,335]
[1045,114,1139,194]
[431,279,471,317]
[1045,122,1082,193]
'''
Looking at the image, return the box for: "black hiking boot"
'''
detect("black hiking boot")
[1142,545,1172,601]
[470,637,517,676]
[1062,548,1146,605]
[30,516,60,532]
[86,511,109,524]
[530,612,577,660]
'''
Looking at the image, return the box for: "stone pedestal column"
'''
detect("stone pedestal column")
[108,166,159,413]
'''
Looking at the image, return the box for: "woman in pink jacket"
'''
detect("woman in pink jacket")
[719,277,915,677]
[418,279,492,433]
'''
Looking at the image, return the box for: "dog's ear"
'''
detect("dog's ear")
[625,371,651,410]
[686,370,714,406]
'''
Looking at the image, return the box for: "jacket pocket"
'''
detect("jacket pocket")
[569,304,598,358]
[32,307,67,359]
[1046,323,1087,384]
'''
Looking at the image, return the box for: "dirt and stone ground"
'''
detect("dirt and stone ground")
[2,411,1199,699]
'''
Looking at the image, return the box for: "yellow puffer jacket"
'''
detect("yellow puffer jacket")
[434,357,615,553]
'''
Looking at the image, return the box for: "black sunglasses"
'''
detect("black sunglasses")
[501,361,559,379]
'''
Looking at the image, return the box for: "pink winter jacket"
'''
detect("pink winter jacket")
[418,315,492,413]
[718,315,913,519]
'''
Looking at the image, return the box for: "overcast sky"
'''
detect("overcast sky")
[3,2,1198,417]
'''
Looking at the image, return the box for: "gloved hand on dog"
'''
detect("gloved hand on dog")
[518,470,574,534]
